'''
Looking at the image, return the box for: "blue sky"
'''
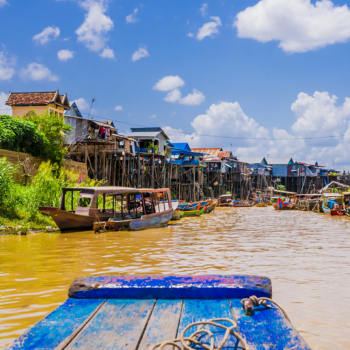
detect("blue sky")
[1,0,350,169]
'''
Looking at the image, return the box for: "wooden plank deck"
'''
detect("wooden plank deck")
[7,275,311,350]
[7,298,310,350]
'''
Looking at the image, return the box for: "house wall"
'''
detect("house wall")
[272,164,288,177]
[12,104,65,118]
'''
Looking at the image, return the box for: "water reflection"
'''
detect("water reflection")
[1,207,350,349]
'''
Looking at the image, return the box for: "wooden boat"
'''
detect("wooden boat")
[8,275,311,350]
[322,194,346,215]
[178,200,209,210]
[178,205,205,217]
[204,200,216,213]
[217,194,233,207]
[255,203,268,207]
[40,187,173,232]
[273,198,295,210]
[171,210,184,221]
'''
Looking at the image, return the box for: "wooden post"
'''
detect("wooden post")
[94,144,97,179]
[103,151,106,180]
[84,143,88,164]
[152,154,155,189]
[193,166,196,202]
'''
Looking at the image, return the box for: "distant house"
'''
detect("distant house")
[64,102,116,145]
[169,142,207,167]
[238,157,271,175]
[129,127,170,155]
[287,161,325,177]
[6,90,70,118]
[266,157,294,177]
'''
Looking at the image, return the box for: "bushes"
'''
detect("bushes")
[0,115,48,157]
[0,112,73,166]
[0,157,17,208]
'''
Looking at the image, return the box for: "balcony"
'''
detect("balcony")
[135,147,162,155]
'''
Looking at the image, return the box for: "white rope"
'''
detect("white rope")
[150,318,248,350]
[149,296,292,350]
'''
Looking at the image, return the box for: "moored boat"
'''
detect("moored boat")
[231,203,254,207]
[204,200,216,213]
[322,194,346,215]
[178,206,205,217]
[273,197,295,210]
[40,186,173,232]
[255,203,268,207]
[217,194,233,207]
[7,275,311,350]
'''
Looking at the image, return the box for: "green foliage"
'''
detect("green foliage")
[276,184,286,190]
[24,111,73,166]
[147,141,155,152]
[0,157,18,208]
[0,115,48,157]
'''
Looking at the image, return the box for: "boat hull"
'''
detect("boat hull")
[39,207,103,232]
[178,207,205,217]
[273,202,295,210]
[204,203,216,213]
[231,204,253,207]
[322,204,345,216]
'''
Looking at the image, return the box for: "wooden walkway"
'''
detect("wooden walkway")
[7,275,311,350]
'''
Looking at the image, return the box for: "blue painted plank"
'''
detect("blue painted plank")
[138,299,182,350]
[69,275,271,299]
[6,298,104,350]
[230,299,311,350]
[66,299,155,350]
[178,299,244,350]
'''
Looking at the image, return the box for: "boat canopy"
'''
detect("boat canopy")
[61,186,140,195]
[322,193,344,198]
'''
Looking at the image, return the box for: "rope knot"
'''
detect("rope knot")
[241,296,271,316]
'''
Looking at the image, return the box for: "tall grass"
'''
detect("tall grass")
[0,158,99,229]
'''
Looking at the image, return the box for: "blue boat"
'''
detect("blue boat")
[7,275,310,350]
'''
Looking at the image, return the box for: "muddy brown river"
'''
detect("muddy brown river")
[1,207,350,349]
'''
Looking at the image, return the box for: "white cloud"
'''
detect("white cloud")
[179,89,205,106]
[100,47,115,59]
[186,32,194,38]
[153,75,185,91]
[164,88,181,103]
[0,51,15,80]
[19,63,58,82]
[33,26,60,45]
[150,114,156,119]
[132,47,149,61]
[76,0,114,54]
[126,8,138,24]
[57,49,74,61]
[0,0,8,8]
[115,105,123,111]
[72,97,90,111]
[197,16,222,41]
[235,0,350,53]
[291,91,350,136]
[0,91,12,115]
[200,3,208,17]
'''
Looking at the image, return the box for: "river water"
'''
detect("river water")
[1,207,350,349]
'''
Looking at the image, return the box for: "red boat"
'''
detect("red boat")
[273,198,295,210]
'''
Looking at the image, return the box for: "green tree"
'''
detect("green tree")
[24,111,73,166]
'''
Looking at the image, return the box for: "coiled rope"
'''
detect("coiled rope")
[149,296,291,350]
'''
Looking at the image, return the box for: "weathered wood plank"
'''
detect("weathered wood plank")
[137,299,182,350]
[6,299,105,350]
[230,299,311,350]
[69,275,271,299]
[178,299,244,350]
[66,299,155,350]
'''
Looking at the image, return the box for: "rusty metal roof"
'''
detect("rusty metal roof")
[191,148,222,157]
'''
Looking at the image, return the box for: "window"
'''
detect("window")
[78,197,91,207]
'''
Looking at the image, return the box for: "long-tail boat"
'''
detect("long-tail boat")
[7,275,311,350]
[204,200,216,213]
[40,187,173,232]
[273,197,295,210]
[217,194,233,207]
[321,194,346,215]
[255,203,268,207]
[178,205,205,217]
[231,203,254,207]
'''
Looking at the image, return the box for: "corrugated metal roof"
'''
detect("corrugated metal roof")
[218,151,232,158]
[191,148,222,157]
[238,157,265,164]
[266,157,293,165]
[128,131,161,138]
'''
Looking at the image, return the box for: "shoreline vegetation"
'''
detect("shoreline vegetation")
[0,159,102,235]
[0,111,102,235]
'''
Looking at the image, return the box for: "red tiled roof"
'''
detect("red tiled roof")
[6,90,70,110]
